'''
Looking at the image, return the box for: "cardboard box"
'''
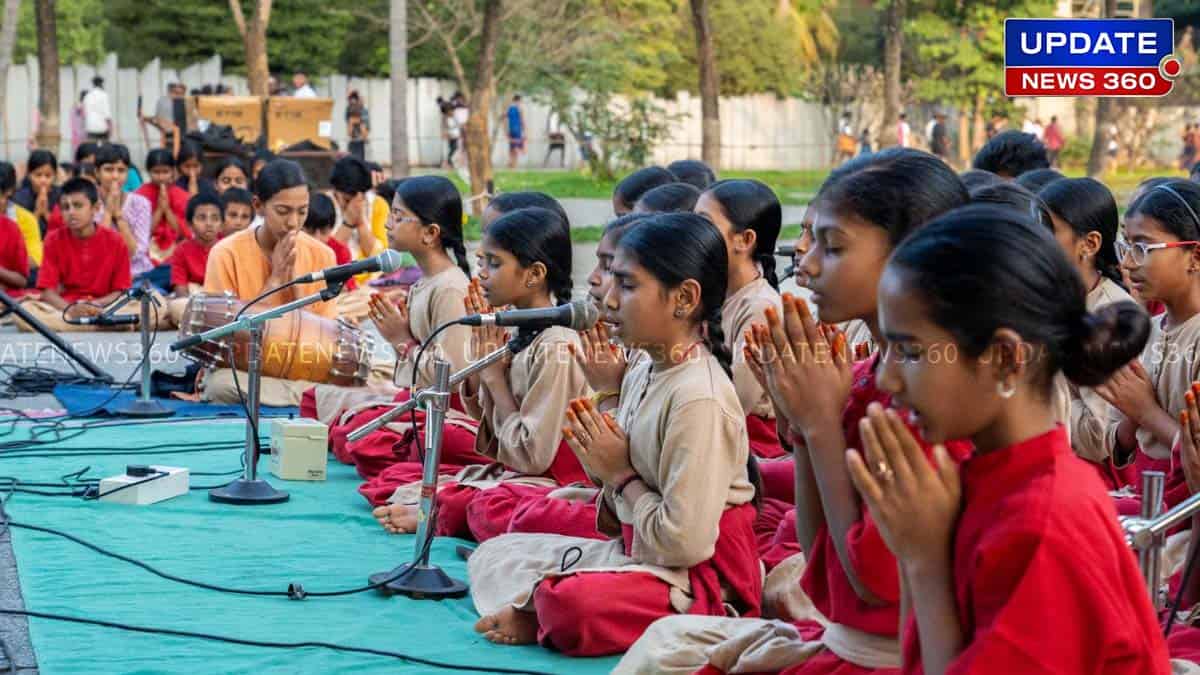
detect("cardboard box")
[266,97,334,152]
[194,96,263,143]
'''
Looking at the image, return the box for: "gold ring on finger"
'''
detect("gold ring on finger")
[875,461,894,482]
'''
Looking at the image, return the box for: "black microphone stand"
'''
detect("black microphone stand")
[366,329,539,599]
[113,281,173,418]
[0,290,113,383]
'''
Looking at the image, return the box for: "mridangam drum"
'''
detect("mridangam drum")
[179,291,373,387]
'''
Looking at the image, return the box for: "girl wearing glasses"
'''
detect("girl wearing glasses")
[1038,178,1137,492]
[1102,179,1200,514]
[314,175,483,482]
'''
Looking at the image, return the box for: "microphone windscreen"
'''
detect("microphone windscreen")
[568,300,600,331]
[377,249,404,273]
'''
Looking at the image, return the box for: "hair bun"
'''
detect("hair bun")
[1061,302,1150,387]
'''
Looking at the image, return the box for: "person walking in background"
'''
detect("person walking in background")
[931,111,950,160]
[834,111,856,165]
[346,91,369,161]
[897,112,912,148]
[441,99,461,169]
[1044,115,1064,168]
[83,77,112,143]
[69,90,87,154]
[545,110,567,168]
[858,127,872,156]
[505,94,526,169]
[452,92,470,170]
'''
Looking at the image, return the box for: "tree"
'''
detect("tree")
[15,0,102,65]
[1087,0,1119,177]
[880,0,906,148]
[464,0,501,213]
[34,0,57,151]
[390,0,408,176]
[229,0,271,97]
[689,0,719,168]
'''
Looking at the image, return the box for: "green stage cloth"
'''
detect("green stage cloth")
[2,419,620,674]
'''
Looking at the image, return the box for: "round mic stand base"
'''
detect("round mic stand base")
[209,479,289,505]
[368,564,468,600]
[113,282,175,419]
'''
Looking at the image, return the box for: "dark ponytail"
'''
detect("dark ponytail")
[704,179,783,290]
[395,175,470,277]
[486,207,573,306]
[889,204,1149,390]
[634,182,702,213]
[616,212,732,377]
[1038,177,1123,287]
[824,147,969,245]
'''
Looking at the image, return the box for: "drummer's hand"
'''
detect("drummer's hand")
[269,231,298,287]
[370,292,413,346]
[65,303,101,320]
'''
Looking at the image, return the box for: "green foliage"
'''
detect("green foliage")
[1057,135,1092,167]
[15,0,107,65]
[662,0,837,96]
[906,0,1054,110]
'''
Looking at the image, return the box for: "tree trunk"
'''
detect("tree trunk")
[0,0,21,150]
[34,0,58,152]
[957,109,970,167]
[465,0,501,215]
[390,0,409,176]
[690,0,720,168]
[230,0,272,98]
[880,0,905,147]
[1087,0,1119,177]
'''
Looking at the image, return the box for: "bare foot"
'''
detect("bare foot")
[371,503,418,534]
[474,606,539,646]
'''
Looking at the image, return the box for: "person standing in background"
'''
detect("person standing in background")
[83,77,112,143]
[545,110,567,168]
[1044,116,1064,168]
[505,94,525,169]
[897,112,912,148]
[452,93,470,169]
[292,72,317,98]
[70,91,87,154]
[931,111,950,160]
[346,91,369,161]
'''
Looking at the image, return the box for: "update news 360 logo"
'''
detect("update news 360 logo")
[1005,19,1183,97]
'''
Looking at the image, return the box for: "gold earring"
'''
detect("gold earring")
[674,308,685,318]
[525,280,535,288]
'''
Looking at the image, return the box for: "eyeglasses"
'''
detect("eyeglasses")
[1115,239,1200,266]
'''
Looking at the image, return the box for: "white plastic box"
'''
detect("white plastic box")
[98,466,190,505]
[269,418,329,481]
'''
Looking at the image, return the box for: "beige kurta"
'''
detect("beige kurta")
[468,349,755,617]
[461,325,591,475]
[394,265,473,390]
[724,277,783,419]
[1107,310,1200,461]
[1053,277,1135,463]
[309,266,472,424]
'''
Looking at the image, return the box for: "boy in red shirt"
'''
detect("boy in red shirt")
[18,178,134,332]
[219,188,255,236]
[166,192,223,326]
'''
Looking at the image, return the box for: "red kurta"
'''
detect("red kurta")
[135,182,192,261]
[168,238,212,290]
[36,226,131,302]
[0,215,30,291]
[779,354,972,675]
[902,427,1170,674]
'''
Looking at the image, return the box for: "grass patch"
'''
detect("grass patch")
[425,164,1186,227]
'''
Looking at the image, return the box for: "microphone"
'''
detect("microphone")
[70,314,139,326]
[461,300,599,331]
[294,249,404,284]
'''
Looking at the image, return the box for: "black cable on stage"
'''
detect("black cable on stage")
[5,520,420,599]
[0,609,557,675]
